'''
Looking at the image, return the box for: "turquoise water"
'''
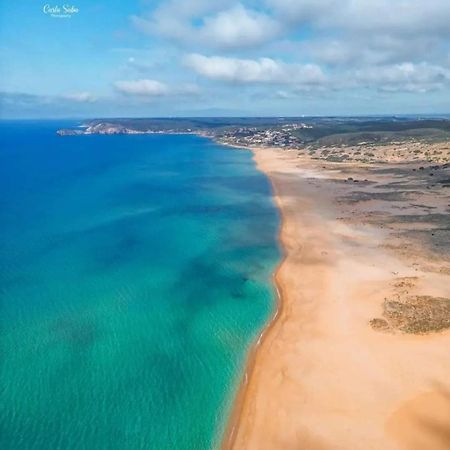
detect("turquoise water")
[0,121,280,450]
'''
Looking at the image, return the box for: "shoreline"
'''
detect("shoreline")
[220,147,287,450]
[221,145,450,450]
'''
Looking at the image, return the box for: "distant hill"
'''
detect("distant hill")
[58,116,450,146]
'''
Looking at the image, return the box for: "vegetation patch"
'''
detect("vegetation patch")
[371,295,450,334]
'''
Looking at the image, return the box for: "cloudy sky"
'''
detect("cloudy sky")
[1,0,450,118]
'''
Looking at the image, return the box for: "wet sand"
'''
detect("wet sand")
[225,147,450,450]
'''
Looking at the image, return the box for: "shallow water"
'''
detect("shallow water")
[0,121,280,450]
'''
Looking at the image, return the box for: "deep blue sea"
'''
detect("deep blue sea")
[0,121,279,450]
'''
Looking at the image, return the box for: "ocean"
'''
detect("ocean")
[0,121,280,449]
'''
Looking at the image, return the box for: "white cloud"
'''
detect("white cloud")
[355,62,450,93]
[132,2,278,49]
[274,0,450,64]
[114,79,170,96]
[269,0,450,35]
[5,91,99,105]
[113,79,201,98]
[123,0,450,110]
[200,4,279,49]
[62,92,97,103]
[131,0,450,77]
[298,35,441,68]
[184,53,325,85]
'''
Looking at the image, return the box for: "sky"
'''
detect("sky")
[1,0,450,118]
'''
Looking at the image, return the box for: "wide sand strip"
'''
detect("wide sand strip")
[225,147,450,450]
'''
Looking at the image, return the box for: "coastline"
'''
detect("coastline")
[53,128,450,448]
[220,147,287,450]
[222,146,450,450]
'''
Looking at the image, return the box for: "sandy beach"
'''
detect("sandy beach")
[224,146,450,450]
